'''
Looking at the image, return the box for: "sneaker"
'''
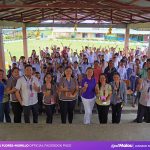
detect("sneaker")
[133,118,137,122]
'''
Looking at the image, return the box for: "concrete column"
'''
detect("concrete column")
[22,24,28,60]
[124,26,130,56]
[148,35,150,58]
[0,28,6,75]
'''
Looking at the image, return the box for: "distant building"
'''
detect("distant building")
[52,28,150,42]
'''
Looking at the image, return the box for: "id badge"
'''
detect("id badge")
[101,96,106,100]
[102,102,107,105]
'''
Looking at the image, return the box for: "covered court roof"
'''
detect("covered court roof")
[0,0,150,26]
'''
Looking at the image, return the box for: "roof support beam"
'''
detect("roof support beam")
[0,4,149,10]
[127,0,139,5]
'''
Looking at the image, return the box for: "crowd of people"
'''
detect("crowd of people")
[0,45,150,124]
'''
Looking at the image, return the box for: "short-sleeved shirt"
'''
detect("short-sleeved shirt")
[81,77,96,99]
[73,68,81,79]
[139,79,150,106]
[59,77,78,101]
[81,63,91,74]
[94,67,101,83]
[15,75,40,106]
[7,76,18,102]
[42,84,56,105]
[96,84,112,106]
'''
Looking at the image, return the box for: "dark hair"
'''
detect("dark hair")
[147,58,150,62]
[43,66,47,70]
[113,72,120,77]
[32,67,36,72]
[44,73,53,84]
[35,72,40,75]
[64,66,73,78]
[98,73,107,89]
[74,61,78,64]
[12,63,17,66]
[109,60,114,64]
[12,67,19,73]
[94,60,99,64]
[86,67,93,72]
[25,64,32,69]
[142,62,147,69]
[101,59,105,63]
[58,65,63,69]
[84,58,89,65]
[147,68,150,72]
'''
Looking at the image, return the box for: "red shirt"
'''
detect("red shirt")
[94,66,102,83]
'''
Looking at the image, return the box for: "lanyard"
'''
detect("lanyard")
[114,82,120,95]
[66,78,72,90]
[23,75,33,92]
[147,80,150,93]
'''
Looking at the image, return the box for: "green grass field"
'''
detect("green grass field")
[3,38,144,69]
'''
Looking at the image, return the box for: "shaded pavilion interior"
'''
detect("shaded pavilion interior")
[0,0,150,73]
[0,1,150,141]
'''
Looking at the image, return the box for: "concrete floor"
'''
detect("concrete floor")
[0,110,150,141]
[1,103,149,141]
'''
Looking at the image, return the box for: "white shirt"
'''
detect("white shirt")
[81,63,91,74]
[84,50,90,57]
[32,63,41,73]
[127,62,134,70]
[101,62,108,73]
[16,76,40,106]
[56,72,64,83]
[139,79,150,106]
[104,53,110,62]
[118,55,123,62]
[71,55,79,63]
[72,67,81,79]
[117,66,127,80]
[88,54,95,64]
[18,62,24,76]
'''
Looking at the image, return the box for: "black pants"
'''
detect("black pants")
[38,92,43,114]
[11,102,23,123]
[97,104,110,124]
[59,100,76,124]
[23,103,38,123]
[137,103,150,123]
[45,104,55,123]
[0,102,11,123]
[111,102,122,124]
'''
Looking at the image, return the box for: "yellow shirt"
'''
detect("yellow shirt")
[96,84,112,106]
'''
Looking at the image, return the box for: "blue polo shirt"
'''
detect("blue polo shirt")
[81,77,96,99]
[0,81,4,103]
